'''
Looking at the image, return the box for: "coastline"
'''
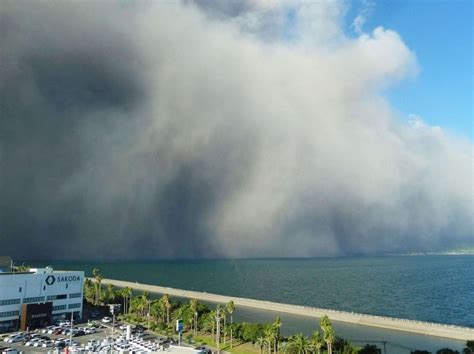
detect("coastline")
[98,278,474,341]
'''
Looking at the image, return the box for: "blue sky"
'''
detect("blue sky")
[346,0,473,140]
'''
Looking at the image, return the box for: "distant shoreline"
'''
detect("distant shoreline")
[98,278,474,341]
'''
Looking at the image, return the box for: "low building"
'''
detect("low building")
[0,267,84,332]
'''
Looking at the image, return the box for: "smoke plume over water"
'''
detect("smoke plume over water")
[1,1,472,259]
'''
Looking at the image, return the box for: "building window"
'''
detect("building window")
[19,287,22,293]
[52,305,67,311]
[0,299,21,306]
[23,296,45,304]
[0,310,20,318]
[47,294,67,301]
[68,303,81,309]
[68,293,82,299]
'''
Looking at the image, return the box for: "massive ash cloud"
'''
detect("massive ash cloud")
[0,1,472,260]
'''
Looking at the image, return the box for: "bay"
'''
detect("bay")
[29,255,473,352]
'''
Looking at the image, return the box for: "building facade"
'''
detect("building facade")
[0,267,83,331]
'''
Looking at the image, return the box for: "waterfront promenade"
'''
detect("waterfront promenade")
[99,278,474,341]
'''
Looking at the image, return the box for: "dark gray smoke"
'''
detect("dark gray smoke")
[0,1,472,260]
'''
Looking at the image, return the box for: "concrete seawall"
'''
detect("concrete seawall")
[99,278,474,341]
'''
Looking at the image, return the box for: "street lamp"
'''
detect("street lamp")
[68,311,73,351]
[147,300,151,330]
[110,304,116,340]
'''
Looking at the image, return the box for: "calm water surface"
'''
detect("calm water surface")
[30,256,473,352]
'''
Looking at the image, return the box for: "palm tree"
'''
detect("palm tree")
[310,331,323,354]
[273,316,282,353]
[288,333,310,354]
[190,299,198,335]
[160,294,171,324]
[135,295,147,319]
[172,303,193,330]
[203,310,216,338]
[122,287,132,315]
[279,341,290,354]
[150,300,162,324]
[264,326,276,354]
[129,296,142,317]
[120,288,127,314]
[105,284,115,303]
[92,268,103,305]
[222,305,227,346]
[159,297,167,323]
[226,301,235,348]
[83,278,95,303]
[215,305,223,350]
[320,316,334,354]
[256,336,267,354]
[141,291,151,326]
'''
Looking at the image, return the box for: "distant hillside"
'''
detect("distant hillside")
[405,247,474,256]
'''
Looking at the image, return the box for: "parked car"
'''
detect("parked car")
[33,339,46,347]
[5,335,24,344]
[101,317,111,323]
[84,327,96,334]
[25,338,41,347]
[54,341,66,349]
[61,329,72,335]
[63,339,78,346]
[47,326,62,334]
[41,340,54,348]
[1,348,18,354]
[72,330,85,337]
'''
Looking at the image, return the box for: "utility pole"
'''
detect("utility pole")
[68,311,73,350]
[111,305,115,340]
[215,306,221,352]
[147,300,151,329]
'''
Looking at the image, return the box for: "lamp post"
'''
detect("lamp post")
[111,305,115,340]
[147,300,151,330]
[68,311,73,351]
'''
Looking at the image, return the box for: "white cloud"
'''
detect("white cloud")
[1,0,472,258]
[352,0,375,34]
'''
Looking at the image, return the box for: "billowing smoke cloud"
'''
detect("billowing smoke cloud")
[0,1,472,259]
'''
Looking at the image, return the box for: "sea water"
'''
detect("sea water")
[30,256,473,352]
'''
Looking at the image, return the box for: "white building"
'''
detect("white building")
[0,267,83,331]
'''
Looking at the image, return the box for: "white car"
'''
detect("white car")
[42,340,54,348]
[84,327,96,334]
[101,317,112,323]
[5,335,24,344]
[48,326,62,334]
[25,338,41,347]
[63,339,78,346]
[33,339,46,347]
[2,348,19,354]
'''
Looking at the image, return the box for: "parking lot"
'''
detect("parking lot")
[1,319,209,353]
[1,321,171,353]
[2,322,109,352]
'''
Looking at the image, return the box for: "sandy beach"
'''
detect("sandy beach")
[99,278,474,341]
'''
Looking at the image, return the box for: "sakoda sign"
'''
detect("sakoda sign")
[45,274,81,286]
